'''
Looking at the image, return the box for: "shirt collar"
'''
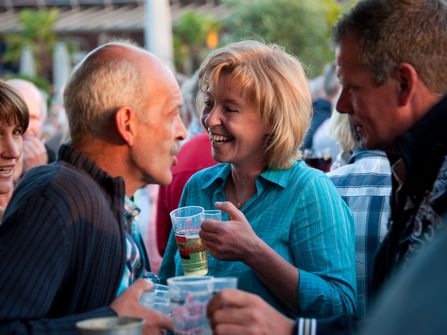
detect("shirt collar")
[393,94,447,190]
[395,94,447,169]
[199,161,298,191]
[124,196,141,227]
[259,161,299,189]
[349,149,387,164]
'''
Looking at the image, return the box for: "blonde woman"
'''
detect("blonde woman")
[159,40,356,318]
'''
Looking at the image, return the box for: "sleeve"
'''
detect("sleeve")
[158,229,182,284]
[155,185,173,256]
[0,307,116,335]
[292,175,357,317]
[296,314,359,335]
[0,193,117,334]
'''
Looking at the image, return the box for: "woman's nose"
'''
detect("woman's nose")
[203,106,221,129]
[2,137,22,160]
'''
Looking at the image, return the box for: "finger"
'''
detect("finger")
[148,310,173,330]
[207,292,226,317]
[207,289,252,318]
[212,305,255,325]
[203,244,220,258]
[129,279,153,298]
[213,324,253,335]
[199,231,222,245]
[210,290,257,312]
[215,201,245,221]
[200,219,221,233]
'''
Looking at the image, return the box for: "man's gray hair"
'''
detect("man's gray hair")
[63,41,145,143]
[333,0,447,94]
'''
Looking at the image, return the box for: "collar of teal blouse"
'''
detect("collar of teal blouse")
[199,161,300,192]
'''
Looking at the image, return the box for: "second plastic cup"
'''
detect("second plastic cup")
[212,277,238,293]
[204,209,222,220]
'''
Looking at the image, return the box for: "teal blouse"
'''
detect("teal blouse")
[159,161,356,317]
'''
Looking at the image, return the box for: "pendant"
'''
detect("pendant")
[237,201,243,209]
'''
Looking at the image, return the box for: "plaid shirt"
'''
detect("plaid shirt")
[116,196,148,296]
[328,150,392,318]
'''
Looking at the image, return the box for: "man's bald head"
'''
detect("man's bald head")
[63,42,176,144]
[7,79,47,139]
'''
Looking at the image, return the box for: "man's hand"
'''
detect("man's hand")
[110,279,173,335]
[207,289,295,335]
[23,136,48,172]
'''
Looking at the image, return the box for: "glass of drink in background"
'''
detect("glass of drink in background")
[170,206,208,276]
[303,148,332,172]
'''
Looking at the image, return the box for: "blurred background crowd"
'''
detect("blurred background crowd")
[0,0,358,270]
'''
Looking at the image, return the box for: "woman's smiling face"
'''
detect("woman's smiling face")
[202,72,270,170]
[0,122,24,195]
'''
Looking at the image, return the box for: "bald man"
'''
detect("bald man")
[0,42,187,334]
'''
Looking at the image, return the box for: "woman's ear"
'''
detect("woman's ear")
[396,63,418,107]
[115,106,136,146]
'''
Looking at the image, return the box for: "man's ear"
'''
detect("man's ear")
[115,106,137,145]
[396,63,418,107]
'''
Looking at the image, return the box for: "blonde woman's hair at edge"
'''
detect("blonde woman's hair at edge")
[198,40,312,170]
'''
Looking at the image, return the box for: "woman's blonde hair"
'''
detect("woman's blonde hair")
[198,40,312,169]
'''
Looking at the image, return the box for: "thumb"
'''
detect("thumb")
[215,201,244,221]
[129,279,153,298]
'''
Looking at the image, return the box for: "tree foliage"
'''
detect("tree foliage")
[173,10,223,75]
[222,0,344,77]
[3,8,58,83]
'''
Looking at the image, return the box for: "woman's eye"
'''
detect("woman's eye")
[12,128,23,136]
[224,106,237,113]
[204,99,214,109]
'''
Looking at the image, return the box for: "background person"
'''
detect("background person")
[0,80,28,221]
[302,62,340,151]
[327,112,391,318]
[6,79,56,174]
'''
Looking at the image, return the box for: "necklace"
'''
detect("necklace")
[231,183,248,209]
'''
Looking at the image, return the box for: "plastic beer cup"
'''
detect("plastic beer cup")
[170,206,208,276]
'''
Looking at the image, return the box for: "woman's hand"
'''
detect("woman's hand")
[199,201,262,262]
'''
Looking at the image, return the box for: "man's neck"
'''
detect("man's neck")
[72,138,135,196]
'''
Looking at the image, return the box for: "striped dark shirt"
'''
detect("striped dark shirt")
[0,144,126,334]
